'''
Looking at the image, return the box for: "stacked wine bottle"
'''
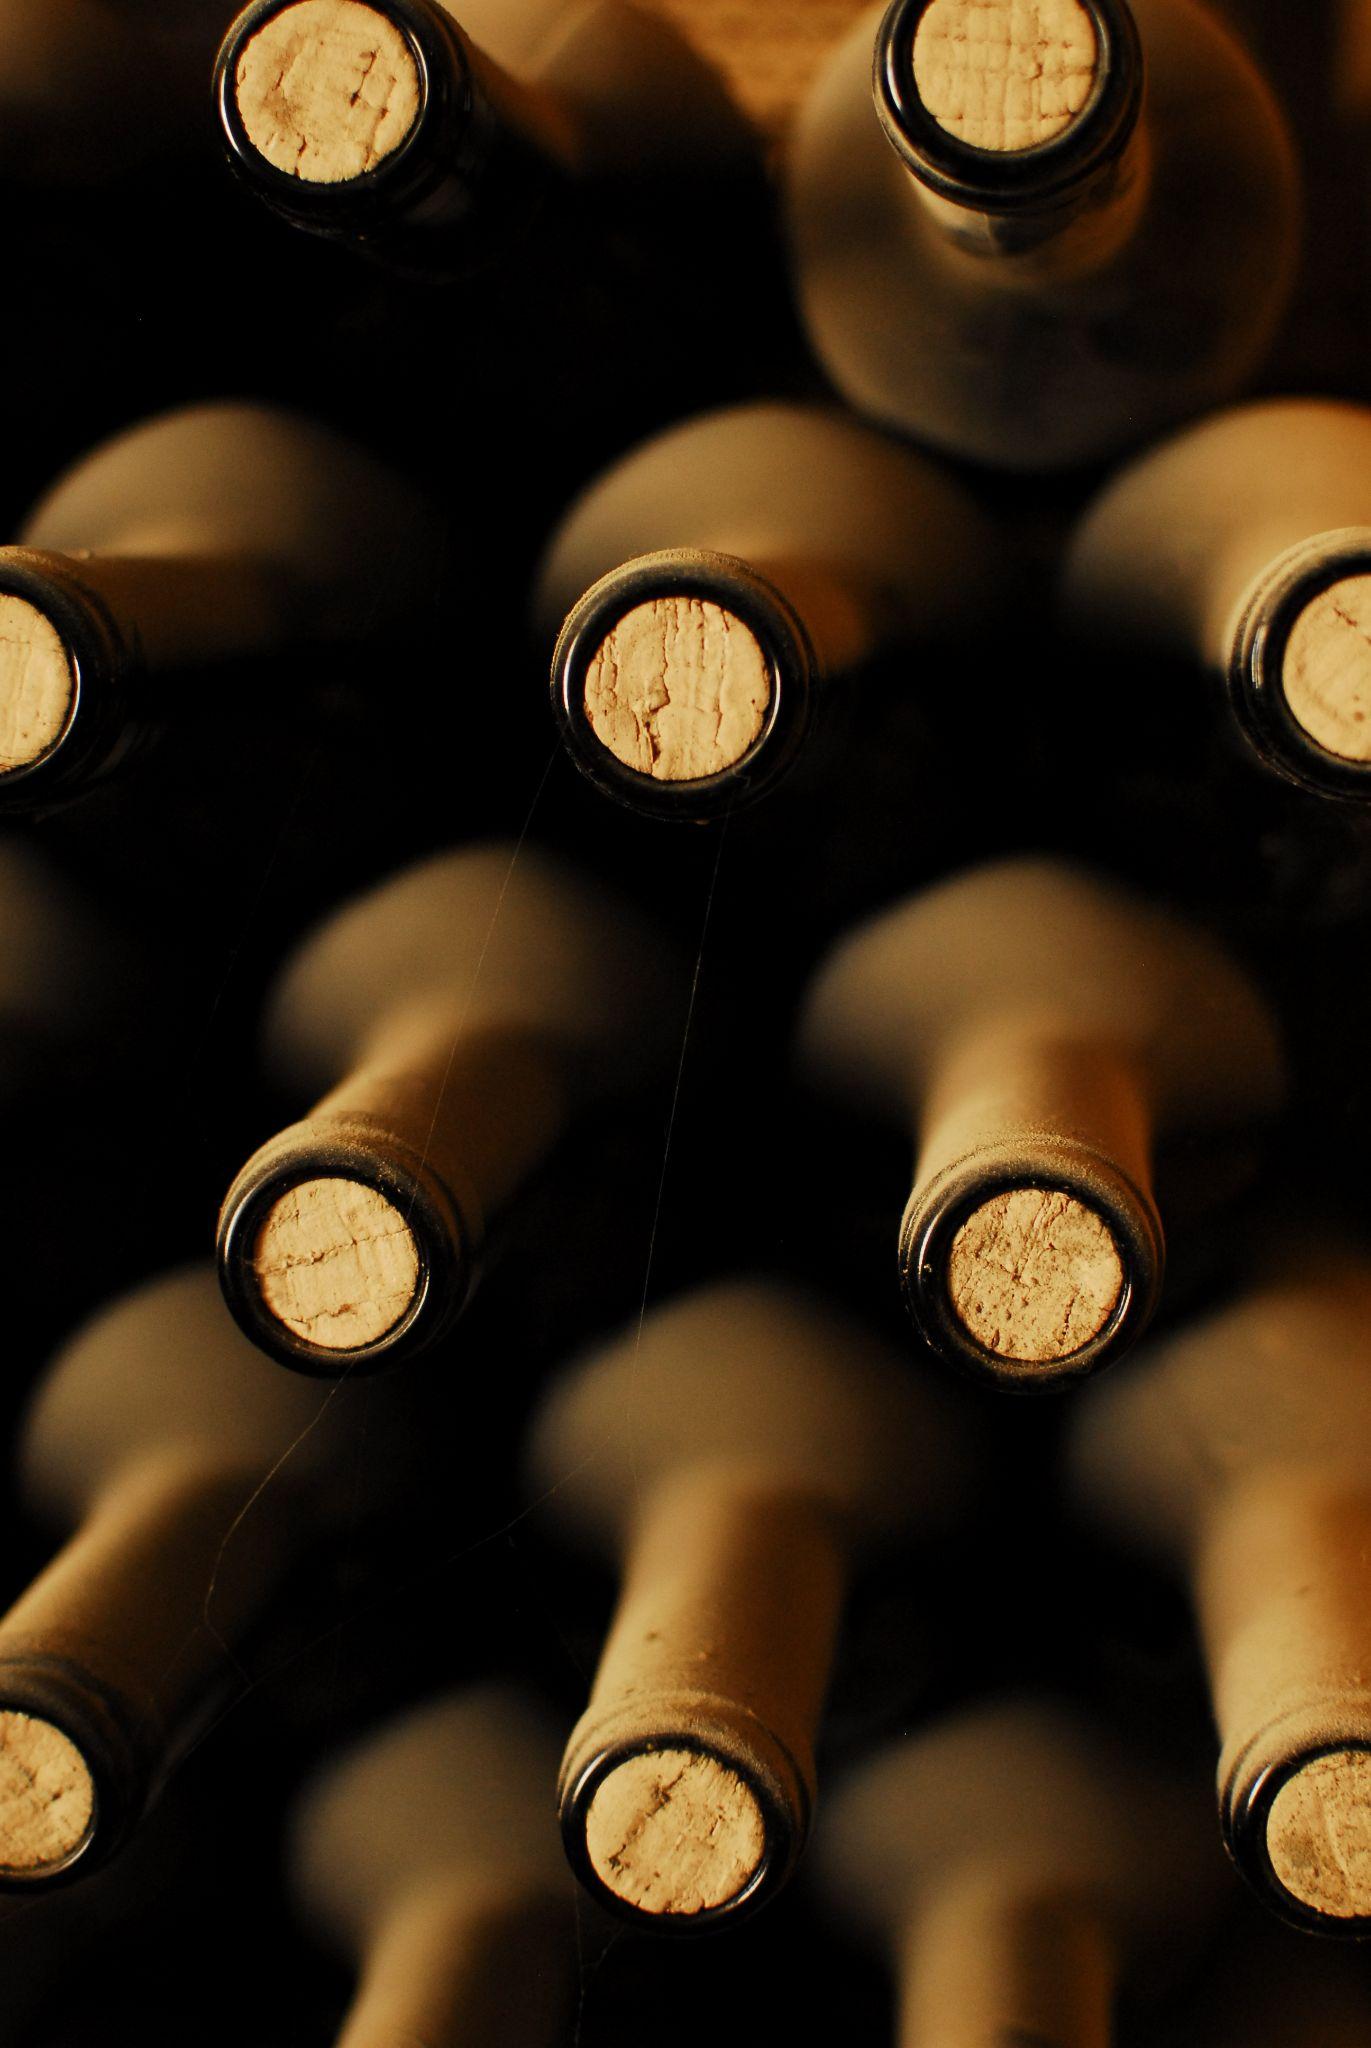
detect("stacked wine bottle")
[0,0,1369,2041]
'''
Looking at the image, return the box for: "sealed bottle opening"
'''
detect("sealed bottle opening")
[230,0,425,184]
[910,0,1101,153]
[1280,573,1371,766]
[0,592,76,775]
[581,594,774,785]
[583,1747,768,1919]
[550,553,816,820]
[251,1175,423,1351]
[1265,1749,1371,1923]
[875,0,1141,212]
[947,1186,1125,1368]
[0,1710,97,1880]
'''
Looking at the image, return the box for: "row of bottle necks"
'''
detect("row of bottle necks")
[3,0,1371,2032]
[6,1240,1371,2021]
[8,0,1371,471]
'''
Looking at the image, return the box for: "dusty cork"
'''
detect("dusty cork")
[0,1713,95,1875]
[253,1176,421,1350]
[0,594,74,773]
[1267,1752,1371,1919]
[1281,574,1371,763]
[234,0,422,183]
[948,1188,1123,1363]
[912,0,1100,150]
[584,1749,767,1915]
[582,596,772,782]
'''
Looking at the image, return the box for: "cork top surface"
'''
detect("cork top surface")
[582,596,772,783]
[0,1713,96,1876]
[1281,574,1371,764]
[0,593,74,774]
[234,0,422,184]
[911,0,1100,150]
[584,1748,766,1916]
[253,1176,421,1350]
[1267,1752,1371,1920]
[948,1188,1123,1364]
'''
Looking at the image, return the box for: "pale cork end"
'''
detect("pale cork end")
[233,0,422,183]
[947,1187,1124,1364]
[584,1749,767,1916]
[1267,1752,1371,1920]
[582,596,772,783]
[252,1176,421,1350]
[1281,574,1371,764]
[912,0,1100,150]
[0,1713,96,1877]
[0,594,75,774]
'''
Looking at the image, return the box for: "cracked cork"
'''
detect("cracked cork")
[584,1748,766,1916]
[947,1187,1123,1364]
[0,594,74,773]
[253,1176,421,1350]
[912,0,1100,151]
[1267,1751,1371,1919]
[582,596,772,783]
[234,0,421,183]
[1281,573,1371,764]
[0,1713,95,1875]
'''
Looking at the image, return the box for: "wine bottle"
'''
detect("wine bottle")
[537,400,997,819]
[0,403,441,807]
[526,1280,968,1929]
[799,859,1283,1388]
[214,0,754,275]
[217,843,679,1374]
[292,1688,574,2048]
[1068,1244,1371,1935]
[1063,399,1371,802]
[815,1700,1220,2048]
[783,0,1300,469]
[0,1265,386,1885]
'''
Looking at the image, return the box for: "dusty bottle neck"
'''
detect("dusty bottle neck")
[896,1871,1116,2048]
[902,1026,1163,1387]
[337,1879,571,2048]
[0,1449,301,1885]
[559,1466,847,1928]
[876,0,1148,288]
[1196,1469,1371,1934]
[217,0,582,279]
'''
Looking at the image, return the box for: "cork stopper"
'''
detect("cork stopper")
[947,1188,1124,1364]
[252,1177,421,1350]
[582,596,772,782]
[0,594,74,773]
[583,1749,767,1916]
[1280,575,1371,764]
[1266,1752,1371,1920]
[911,0,1100,150]
[233,0,422,183]
[0,1713,96,1877]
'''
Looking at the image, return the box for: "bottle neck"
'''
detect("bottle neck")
[875,0,1148,290]
[897,1872,1116,2048]
[217,0,582,279]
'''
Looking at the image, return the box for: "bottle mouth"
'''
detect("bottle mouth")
[215,0,467,230]
[216,1123,473,1376]
[0,552,132,808]
[549,551,819,822]
[0,1657,147,1890]
[900,1151,1164,1391]
[1229,538,1371,801]
[1226,1735,1371,1937]
[873,0,1143,214]
[559,1726,804,1933]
